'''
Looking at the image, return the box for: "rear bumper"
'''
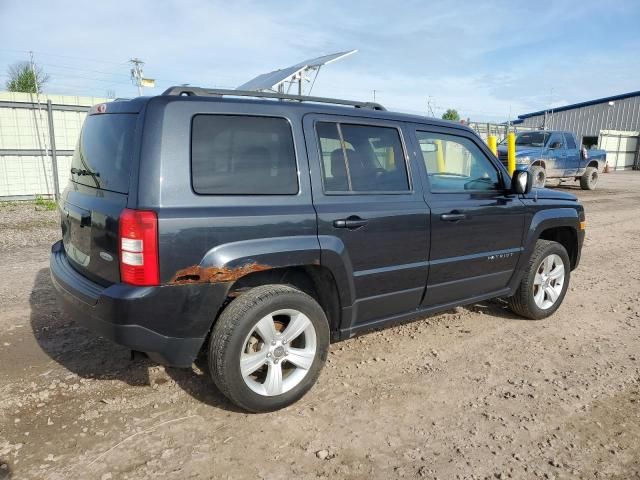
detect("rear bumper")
[49,240,228,367]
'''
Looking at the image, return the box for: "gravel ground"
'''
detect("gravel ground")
[0,172,639,480]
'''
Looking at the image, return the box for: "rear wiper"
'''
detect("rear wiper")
[70,167,100,177]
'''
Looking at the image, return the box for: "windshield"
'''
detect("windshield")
[71,114,137,194]
[515,132,550,147]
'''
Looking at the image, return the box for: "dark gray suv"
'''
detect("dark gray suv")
[50,87,585,412]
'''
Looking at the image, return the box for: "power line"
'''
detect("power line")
[0,48,128,67]
[39,62,131,78]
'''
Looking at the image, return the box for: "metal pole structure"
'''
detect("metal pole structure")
[130,58,144,96]
[507,132,516,176]
[487,135,498,157]
[435,139,445,172]
[46,100,61,201]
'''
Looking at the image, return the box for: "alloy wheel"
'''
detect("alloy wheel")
[532,254,565,309]
[239,309,317,397]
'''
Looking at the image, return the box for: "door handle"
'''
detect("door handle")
[440,213,467,222]
[333,217,368,229]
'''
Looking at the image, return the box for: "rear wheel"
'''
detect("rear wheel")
[508,240,570,319]
[580,166,598,190]
[530,165,546,188]
[209,284,329,412]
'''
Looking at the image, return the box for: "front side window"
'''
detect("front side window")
[191,115,298,195]
[515,131,550,147]
[547,134,564,150]
[416,131,501,192]
[316,122,410,193]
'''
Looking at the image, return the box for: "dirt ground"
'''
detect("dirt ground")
[1,172,639,480]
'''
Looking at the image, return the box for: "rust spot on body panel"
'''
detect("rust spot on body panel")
[169,263,271,285]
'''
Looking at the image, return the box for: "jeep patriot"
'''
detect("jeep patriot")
[50,87,585,412]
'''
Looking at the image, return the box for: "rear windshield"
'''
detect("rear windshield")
[71,114,137,193]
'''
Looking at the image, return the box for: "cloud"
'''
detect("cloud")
[1,0,638,121]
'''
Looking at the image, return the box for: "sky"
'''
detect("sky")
[1,0,639,122]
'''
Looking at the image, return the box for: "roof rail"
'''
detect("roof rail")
[161,86,386,111]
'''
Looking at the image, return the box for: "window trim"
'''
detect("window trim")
[415,129,506,194]
[190,113,301,196]
[315,120,414,195]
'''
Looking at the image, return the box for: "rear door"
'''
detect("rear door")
[61,106,140,285]
[412,125,526,307]
[303,114,429,329]
[562,133,580,176]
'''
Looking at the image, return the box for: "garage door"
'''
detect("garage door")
[599,130,640,170]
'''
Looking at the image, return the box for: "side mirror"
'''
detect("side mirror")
[580,146,588,160]
[511,170,532,194]
[549,141,561,149]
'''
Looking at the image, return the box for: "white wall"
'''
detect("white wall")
[0,91,107,198]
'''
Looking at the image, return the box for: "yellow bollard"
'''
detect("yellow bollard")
[487,135,497,157]
[386,146,395,169]
[435,139,445,172]
[507,132,516,176]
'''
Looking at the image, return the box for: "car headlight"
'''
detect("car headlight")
[516,156,531,165]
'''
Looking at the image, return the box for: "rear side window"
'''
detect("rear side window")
[191,115,298,195]
[564,133,577,149]
[316,122,410,193]
[71,114,137,193]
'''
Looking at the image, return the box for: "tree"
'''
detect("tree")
[5,62,49,93]
[441,109,460,121]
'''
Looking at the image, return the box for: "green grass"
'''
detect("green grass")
[34,195,58,211]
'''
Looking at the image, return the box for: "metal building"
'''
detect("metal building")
[513,91,640,170]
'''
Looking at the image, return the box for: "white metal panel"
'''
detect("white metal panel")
[0,155,72,197]
[599,130,640,170]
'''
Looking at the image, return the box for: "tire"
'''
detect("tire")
[508,240,570,320]
[530,165,546,188]
[580,166,598,190]
[209,284,329,412]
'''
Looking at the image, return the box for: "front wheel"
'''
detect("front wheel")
[530,165,546,188]
[508,240,570,319]
[209,284,329,412]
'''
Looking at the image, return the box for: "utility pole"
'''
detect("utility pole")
[129,58,145,96]
[372,90,377,102]
[426,96,436,117]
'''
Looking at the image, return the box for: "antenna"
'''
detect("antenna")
[238,50,357,96]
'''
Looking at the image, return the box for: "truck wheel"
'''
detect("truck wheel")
[580,166,598,190]
[507,240,570,320]
[208,284,329,412]
[530,165,546,188]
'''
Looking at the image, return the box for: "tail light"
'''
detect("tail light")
[119,209,159,286]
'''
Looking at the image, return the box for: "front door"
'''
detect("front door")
[545,132,566,177]
[304,115,430,329]
[412,126,526,307]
